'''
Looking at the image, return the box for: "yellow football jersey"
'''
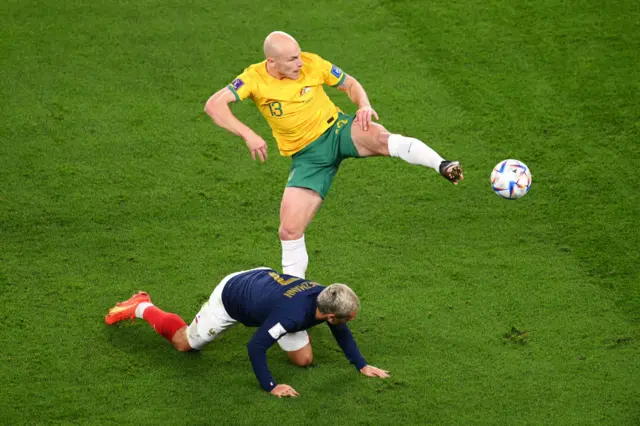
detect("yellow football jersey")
[227,52,346,156]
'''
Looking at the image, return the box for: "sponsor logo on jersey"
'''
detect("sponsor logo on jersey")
[231,78,245,90]
[330,64,342,78]
[299,86,311,96]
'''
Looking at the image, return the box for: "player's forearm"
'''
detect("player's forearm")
[247,341,277,392]
[329,324,368,370]
[346,78,372,109]
[205,99,257,141]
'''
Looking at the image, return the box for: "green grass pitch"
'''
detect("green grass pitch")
[1,0,638,424]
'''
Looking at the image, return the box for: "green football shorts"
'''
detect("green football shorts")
[286,112,361,199]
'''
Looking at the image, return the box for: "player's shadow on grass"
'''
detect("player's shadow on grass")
[103,322,252,370]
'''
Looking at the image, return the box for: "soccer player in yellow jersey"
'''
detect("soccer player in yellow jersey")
[205,31,464,279]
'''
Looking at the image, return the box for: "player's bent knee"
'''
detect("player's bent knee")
[174,341,192,352]
[171,327,193,352]
[279,224,303,241]
[376,126,390,142]
[290,352,313,367]
[353,123,391,156]
[286,342,313,367]
[374,126,391,155]
[297,355,313,367]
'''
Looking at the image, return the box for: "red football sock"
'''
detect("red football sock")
[143,306,187,342]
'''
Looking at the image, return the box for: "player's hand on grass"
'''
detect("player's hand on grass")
[270,384,300,398]
[360,365,390,379]
[354,105,379,131]
[244,134,268,162]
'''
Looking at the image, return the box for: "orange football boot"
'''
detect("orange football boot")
[105,291,151,325]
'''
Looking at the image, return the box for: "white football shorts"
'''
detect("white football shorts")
[186,267,309,352]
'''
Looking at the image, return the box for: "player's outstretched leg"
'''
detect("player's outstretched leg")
[387,134,464,185]
[438,160,464,185]
[105,292,189,350]
[351,123,464,185]
[105,291,150,324]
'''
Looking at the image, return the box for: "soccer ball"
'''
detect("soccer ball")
[490,159,532,199]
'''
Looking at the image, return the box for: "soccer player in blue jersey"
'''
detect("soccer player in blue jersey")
[105,267,389,398]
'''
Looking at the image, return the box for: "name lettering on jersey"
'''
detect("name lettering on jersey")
[284,281,320,299]
[331,64,343,78]
[269,271,298,286]
[231,78,245,91]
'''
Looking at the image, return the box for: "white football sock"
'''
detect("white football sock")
[135,302,153,319]
[281,235,308,279]
[388,134,444,170]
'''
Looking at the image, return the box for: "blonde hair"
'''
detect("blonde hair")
[317,284,360,318]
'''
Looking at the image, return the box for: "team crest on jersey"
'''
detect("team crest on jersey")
[299,86,311,96]
[331,64,342,78]
[231,78,244,90]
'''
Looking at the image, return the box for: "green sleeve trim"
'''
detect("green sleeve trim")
[331,73,346,87]
[226,84,240,102]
